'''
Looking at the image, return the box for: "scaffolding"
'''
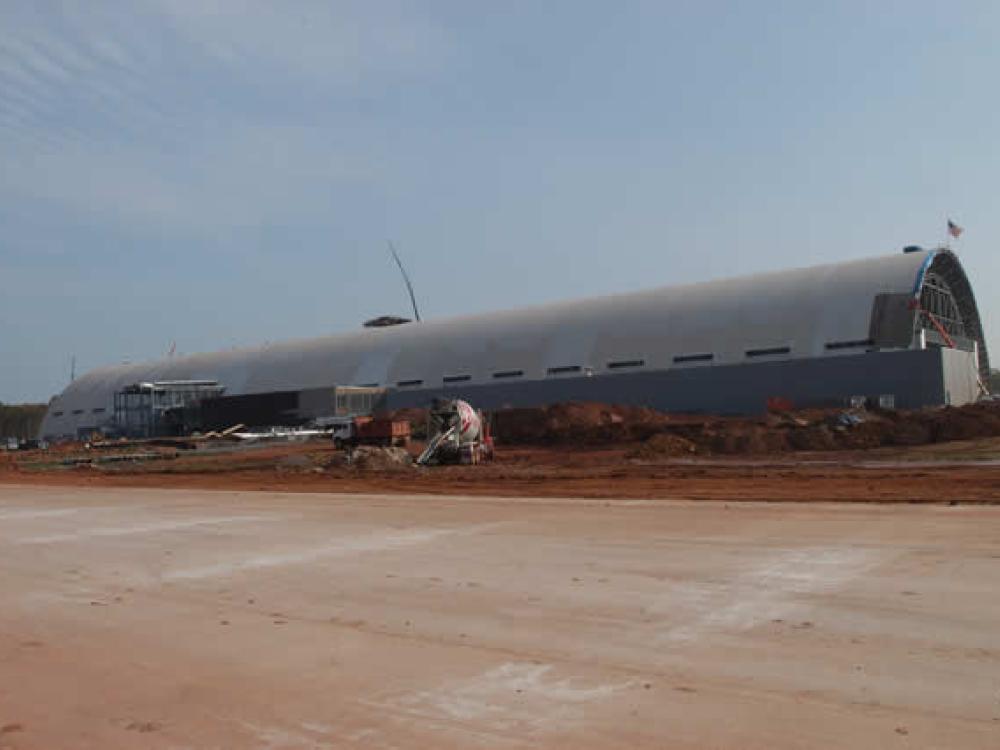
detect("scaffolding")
[915,272,977,351]
[334,386,387,417]
[113,380,224,438]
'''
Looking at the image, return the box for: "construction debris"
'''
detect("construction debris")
[229,427,328,443]
[15,450,179,471]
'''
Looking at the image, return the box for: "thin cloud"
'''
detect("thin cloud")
[0,1,449,233]
[147,0,449,84]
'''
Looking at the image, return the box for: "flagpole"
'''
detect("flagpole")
[945,218,963,252]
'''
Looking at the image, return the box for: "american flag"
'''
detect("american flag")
[947,219,964,239]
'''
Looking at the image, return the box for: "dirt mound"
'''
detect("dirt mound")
[382,398,1000,458]
[705,424,792,454]
[489,399,1000,458]
[927,404,1000,442]
[626,433,698,459]
[349,446,413,471]
[494,402,672,445]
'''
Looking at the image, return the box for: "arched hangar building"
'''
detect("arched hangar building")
[40,247,989,440]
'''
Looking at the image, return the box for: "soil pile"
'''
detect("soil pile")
[630,401,1000,457]
[493,403,673,445]
[628,433,698,459]
[471,400,1000,457]
[349,446,413,471]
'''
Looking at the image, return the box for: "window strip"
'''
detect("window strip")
[673,353,714,364]
[607,359,645,370]
[745,346,791,358]
[824,339,873,351]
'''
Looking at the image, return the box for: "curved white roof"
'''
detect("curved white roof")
[40,248,986,437]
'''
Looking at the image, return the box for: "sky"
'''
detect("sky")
[1,1,998,403]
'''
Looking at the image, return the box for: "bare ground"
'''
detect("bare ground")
[4,437,1000,503]
[1,484,999,748]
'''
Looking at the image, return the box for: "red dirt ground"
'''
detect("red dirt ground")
[6,401,1000,503]
[4,437,1000,504]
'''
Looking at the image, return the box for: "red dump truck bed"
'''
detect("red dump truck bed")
[353,417,411,442]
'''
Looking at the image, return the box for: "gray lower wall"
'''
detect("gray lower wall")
[37,348,980,438]
[386,349,961,415]
[940,347,982,406]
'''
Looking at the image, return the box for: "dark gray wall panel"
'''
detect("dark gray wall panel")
[388,350,948,415]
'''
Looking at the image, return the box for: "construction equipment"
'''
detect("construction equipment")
[416,399,494,466]
[330,415,411,449]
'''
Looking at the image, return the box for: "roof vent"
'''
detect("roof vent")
[363,315,412,328]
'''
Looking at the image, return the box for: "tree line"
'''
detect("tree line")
[990,369,1000,394]
[0,403,47,440]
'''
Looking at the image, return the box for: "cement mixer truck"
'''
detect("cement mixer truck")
[416,399,494,466]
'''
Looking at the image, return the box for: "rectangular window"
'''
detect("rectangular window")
[825,339,874,351]
[673,353,714,364]
[492,370,523,379]
[546,365,582,375]
[92,407,106,414]
[397,379,423,387]
[746,346,791,358]
[443,374,471,383]
[53,411,64,417]
[607,359,645,370]
[71,409,84,415]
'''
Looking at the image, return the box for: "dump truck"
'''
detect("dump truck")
[330,415,411,449]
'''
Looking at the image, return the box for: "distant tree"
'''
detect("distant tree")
[0,403,47,440]
[990,369,1000,394]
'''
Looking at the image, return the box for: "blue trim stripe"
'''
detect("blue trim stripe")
[910,250,938,299]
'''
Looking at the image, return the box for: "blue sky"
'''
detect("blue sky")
[1,1,998,403]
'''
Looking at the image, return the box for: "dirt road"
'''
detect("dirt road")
[1,485,998,748]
